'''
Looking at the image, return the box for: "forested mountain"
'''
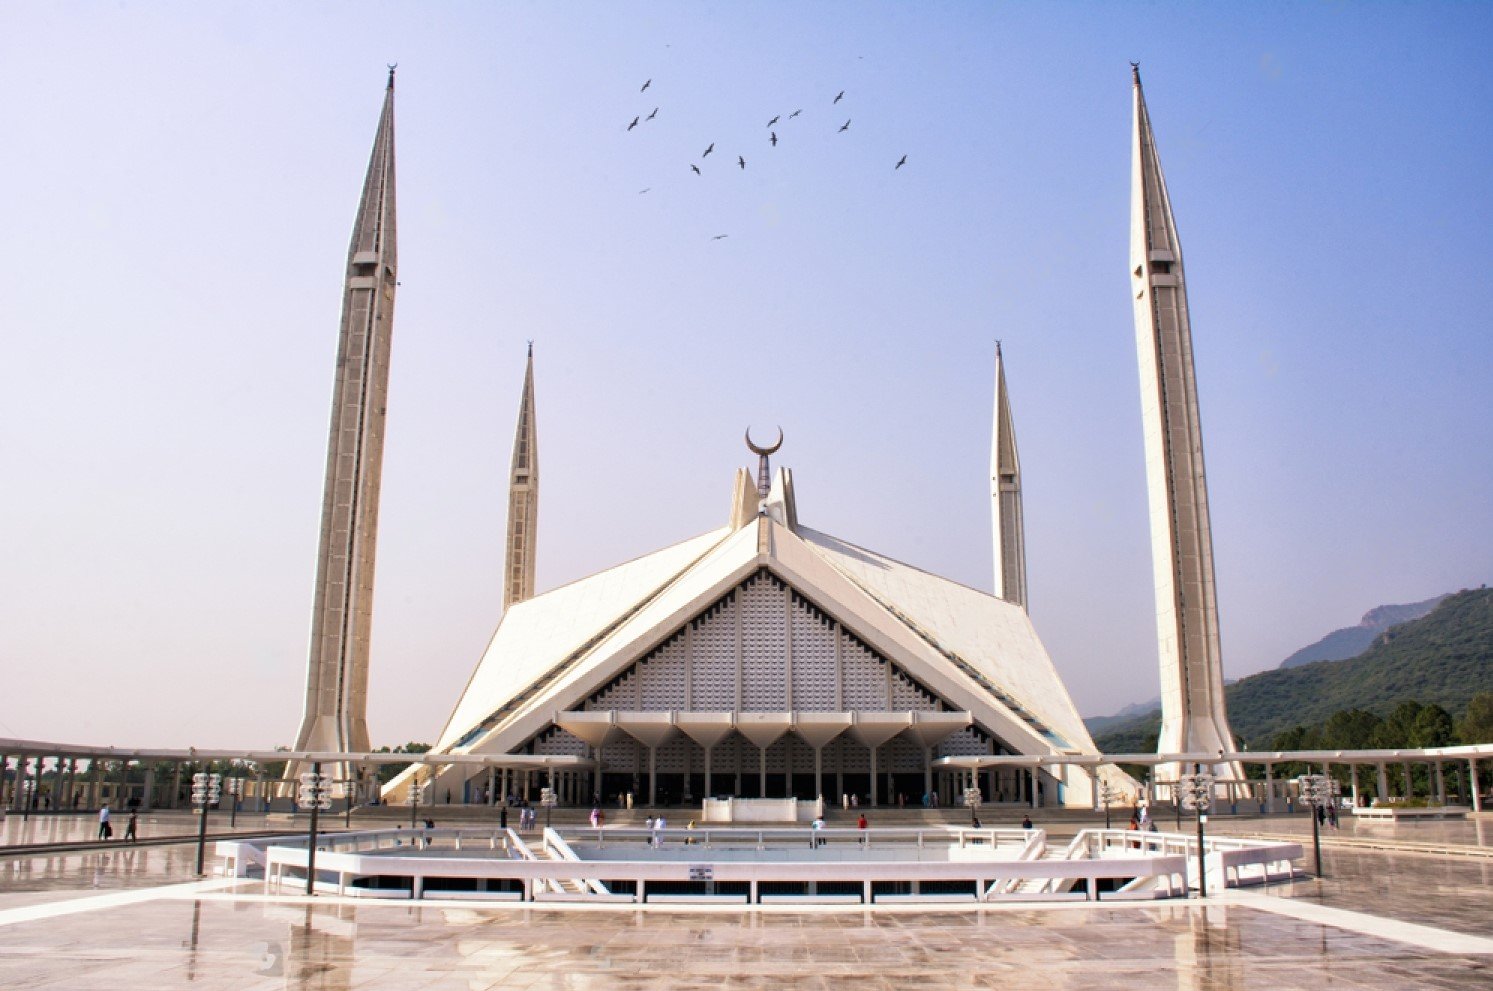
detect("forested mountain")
[1093,587,1493,752]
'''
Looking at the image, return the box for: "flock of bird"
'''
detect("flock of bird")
[621,76,907,239]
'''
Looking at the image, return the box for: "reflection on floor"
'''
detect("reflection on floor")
[1,821,1490,990]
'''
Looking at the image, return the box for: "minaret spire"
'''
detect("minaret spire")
[1130,67,1239,779]
[292,72,399,777]
[990,342,1028,610]
[503,343,539,611]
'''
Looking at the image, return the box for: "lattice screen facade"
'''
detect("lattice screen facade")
[523,568,1019,795]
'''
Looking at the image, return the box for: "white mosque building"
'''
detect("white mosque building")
[289,68,1235,812]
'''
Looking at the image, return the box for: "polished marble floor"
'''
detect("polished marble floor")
[0,819,1490,990]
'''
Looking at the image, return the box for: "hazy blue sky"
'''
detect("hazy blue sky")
[2,2,1489,750]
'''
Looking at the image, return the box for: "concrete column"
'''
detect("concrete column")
[1435,762,1447,805]
[869,746,879,807]
[1402,762,1412,798]
[1029,770,1038,809]
[922,748,933,805]
[1264,762,1275,814]
[0,756,10,809]
[1469,760,1482,812]
[813,747,822,803]
[704,746,713,800]
[90,760,104,809]
[171,763,183,810]
[1377,763,1389,802]
[62,759,77,808]
[8,758,23,810]
[1350,764,1360,807]
[29,758,43,810]
[649,748,658,807]
[486,767,496,805]
[142,769,155,811]
[758,747,767,799]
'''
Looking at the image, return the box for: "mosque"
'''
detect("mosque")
[288,66,1236,811]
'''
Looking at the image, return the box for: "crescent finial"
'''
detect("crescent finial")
[745,425,783,456]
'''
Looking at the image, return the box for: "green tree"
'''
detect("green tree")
[1374,700,1426,748]
[1321,708,1384,750]
[373,742,431,784]
[1410,703,1455,748]
[1458,691,1493,744]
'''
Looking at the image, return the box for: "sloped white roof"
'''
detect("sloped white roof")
[433,527,731,751]
[797,527,1097,753]
[423,498,1098,766]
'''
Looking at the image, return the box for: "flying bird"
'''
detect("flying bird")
[691,164,701,175]
[738,155,746,169]
[712,234,729,240]
[789,109,802,118]
[770,131,777,146]
[639,187,652,194]
[833,90,844,104]
[641,79,651,92]
[627,116,640,131]
[838,119,851,132]
[646,107,659,120]
[703,142,714,157]
[895,155,907,170]
[767,115,780,127]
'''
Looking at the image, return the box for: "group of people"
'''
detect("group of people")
[95,805,138,843]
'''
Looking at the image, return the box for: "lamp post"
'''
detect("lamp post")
[1098,779,1115,830]
[191,769,222,876]
[225,776,242,828]
[1177,768,1215,898]
[410,768,422,829]
[963,784,983,826]
[1296,773,1335,878]
[297,763,332,896]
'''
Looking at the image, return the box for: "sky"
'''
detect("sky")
[1,2,1489,751]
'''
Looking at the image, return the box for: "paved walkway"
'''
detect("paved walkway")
[0,821,1490,989]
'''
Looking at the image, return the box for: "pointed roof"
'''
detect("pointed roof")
[503,344,539,610]
[990,343,1027,610]
[422,487,1099,766]
[1130,64,1182,276]
[347,70,397,273]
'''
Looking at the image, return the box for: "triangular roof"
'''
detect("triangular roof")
[420,503,1099,770]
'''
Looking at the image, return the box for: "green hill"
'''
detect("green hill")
[1094,587,1493,752]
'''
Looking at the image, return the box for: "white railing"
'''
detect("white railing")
[244,825,1298,905]
[560,825,1033,855]
[542,827,611,895]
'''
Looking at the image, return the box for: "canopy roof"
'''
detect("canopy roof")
[420,469,1099,771]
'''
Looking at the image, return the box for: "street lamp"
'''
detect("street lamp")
[225,776,242,828]
[1176,768,1215,898]
[191,769,222,876]
[1098,779,1116,830]
[963,784,983,826]
[297,764,332,896]
[1296,773,1337,878]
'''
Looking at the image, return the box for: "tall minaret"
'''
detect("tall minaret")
[292,69,398,762]
[502,344,539,611]
[990,343,1028,610]
[1129,65,1238,777]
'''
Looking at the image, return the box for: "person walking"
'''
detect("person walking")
[97,805,112,841]
[124,810,138,843]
